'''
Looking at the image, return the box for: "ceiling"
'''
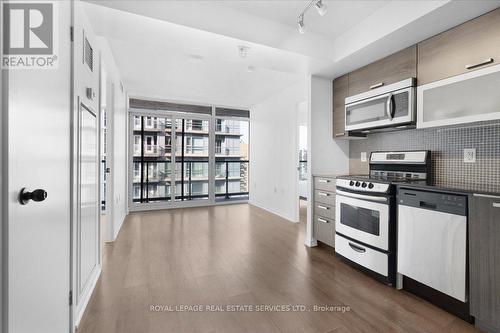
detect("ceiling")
[83,0,500,108]
[219,1,390,39]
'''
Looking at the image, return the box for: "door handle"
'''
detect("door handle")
[386,93,395,120]
[19,188,47,205]
[348,242,366,253]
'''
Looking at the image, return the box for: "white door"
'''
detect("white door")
[77,103,99,302]
[4,1,72,332]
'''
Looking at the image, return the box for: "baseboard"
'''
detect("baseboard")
[74,265,102,329]
[249,201,297,223]
[304,238,318,247]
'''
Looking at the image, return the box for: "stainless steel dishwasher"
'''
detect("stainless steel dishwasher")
[397,188,467,302]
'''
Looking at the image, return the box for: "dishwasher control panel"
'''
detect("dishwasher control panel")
[397,188,467,216]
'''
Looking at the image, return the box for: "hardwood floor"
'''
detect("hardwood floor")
[78,203,479,333]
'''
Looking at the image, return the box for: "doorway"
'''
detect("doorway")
[297,101,308,224]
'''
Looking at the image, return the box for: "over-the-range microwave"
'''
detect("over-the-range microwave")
[344,78,416,132]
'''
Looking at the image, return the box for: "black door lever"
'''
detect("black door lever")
[19,188,47,205]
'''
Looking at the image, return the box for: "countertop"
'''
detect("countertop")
[396,182,500,198]
[325,173,500,197]
[313,174,339,179]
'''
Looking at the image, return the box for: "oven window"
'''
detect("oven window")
[340,203,380,236]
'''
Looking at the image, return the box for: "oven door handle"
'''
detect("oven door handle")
[349,242,367,253]
[336,189,388,203]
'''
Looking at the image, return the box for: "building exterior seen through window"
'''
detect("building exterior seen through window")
[131,115,249,204]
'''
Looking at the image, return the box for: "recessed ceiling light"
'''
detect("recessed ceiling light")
[187,54,203,63]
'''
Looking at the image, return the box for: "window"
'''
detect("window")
[132,115,172,203]
[215,118,249,201]
[215,139,222,154]
[130,112,249,206]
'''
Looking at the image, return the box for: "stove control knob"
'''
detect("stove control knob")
[355,181,361,187]
[349,181,355,186]
[361,182,367,188]
[368,183,374,189]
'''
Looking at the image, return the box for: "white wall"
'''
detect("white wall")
[309,76,349,176]
[96,37,128,241]
[305,75,349,246]
[250,80,307,222]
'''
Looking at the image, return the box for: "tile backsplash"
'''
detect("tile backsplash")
[349,120,500,193]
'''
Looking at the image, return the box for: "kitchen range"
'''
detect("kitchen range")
[334,151,472,320]
[334,151,430,286]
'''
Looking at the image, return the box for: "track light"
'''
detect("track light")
[297,14,306,34]
[315,0,327,16]
[297,0,328,33]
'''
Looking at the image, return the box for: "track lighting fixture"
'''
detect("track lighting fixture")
[315,0,327,16]
[297,14,306,34]
[297,0,328,33]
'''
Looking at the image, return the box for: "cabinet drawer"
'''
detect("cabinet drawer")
[348,46,416,96]
[315,190,335,206]
[418,8,500,85]
[335,234,388,276]
[314,202,334,220]
[314,215,334,247]
[314,177,336,192]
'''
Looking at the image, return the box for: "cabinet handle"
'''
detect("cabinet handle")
[493,203,500,208]
[317,205,329,210]
[465,58,494,70]
[318,179,330,183]
[317,192,330,197]
[369,82,384,90]
[334,132,345,137]
[317,218,329,223]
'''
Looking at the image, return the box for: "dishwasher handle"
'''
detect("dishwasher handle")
[419,201,437,210]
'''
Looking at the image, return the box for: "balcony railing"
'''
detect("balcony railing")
[132,160,249,202]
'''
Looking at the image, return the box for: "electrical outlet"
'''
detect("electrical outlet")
[464,148,476,163]
[361,152,367,162]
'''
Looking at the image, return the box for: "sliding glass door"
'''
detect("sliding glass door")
[174,118,210,201]
[129,107,249,210]
[215,118,249,201]
[132,115,174,203]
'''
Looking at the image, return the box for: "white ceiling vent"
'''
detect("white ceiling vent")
[83,35,94,72]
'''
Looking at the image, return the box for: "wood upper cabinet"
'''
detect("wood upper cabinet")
[332,74,348,138]
[348,46,417,96]
[418,8,500,86]
[469,194,500,331]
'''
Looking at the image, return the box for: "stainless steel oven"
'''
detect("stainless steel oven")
[334,150,430,287]
[335,189,389,251]
[345,78,416,132]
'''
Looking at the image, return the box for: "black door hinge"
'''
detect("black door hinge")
[70,26,74,42]
[69,290,73,306]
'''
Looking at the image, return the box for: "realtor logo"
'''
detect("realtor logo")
[2,1,58,69]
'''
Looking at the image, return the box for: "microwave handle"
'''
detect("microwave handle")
[386,93,395,120]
